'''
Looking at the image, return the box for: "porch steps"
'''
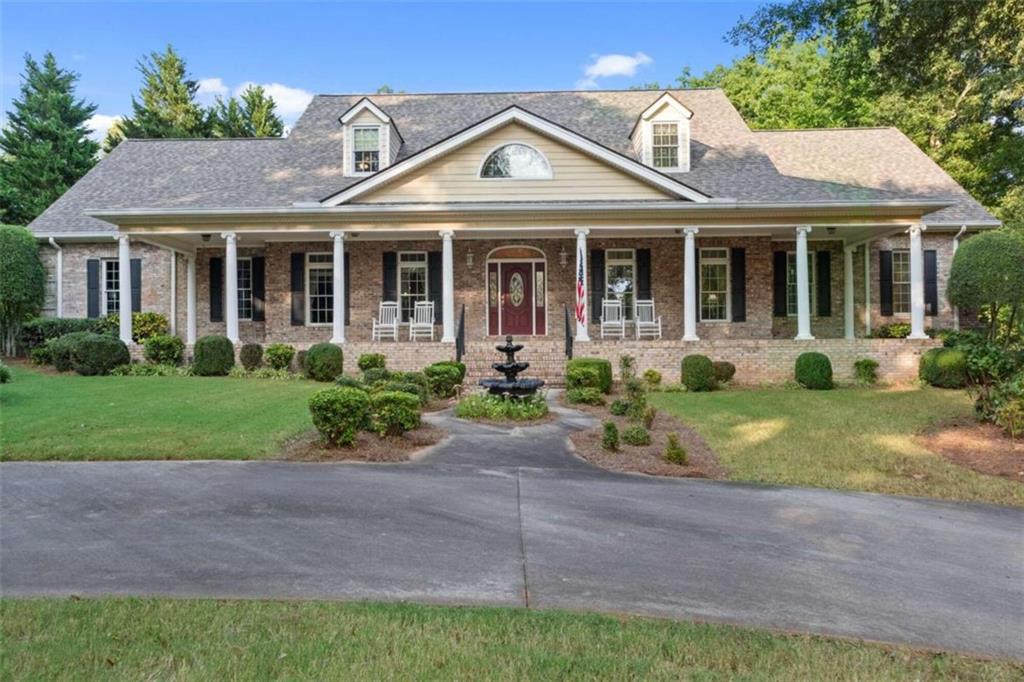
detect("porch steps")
[462,339,569,387]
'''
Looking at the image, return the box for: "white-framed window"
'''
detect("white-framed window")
[397,252,428,323]
[480,143,552,179]
[102,259,120,315]
[306,253,333,326]
[236,257,253,321]
[786,251,816,317]
[699,248,729,322]
[605,249,636,321]
[352,126,380,173]
[891,250,911,314]
[652,122,680,169]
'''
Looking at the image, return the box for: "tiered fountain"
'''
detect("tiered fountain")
[478,336,545,398]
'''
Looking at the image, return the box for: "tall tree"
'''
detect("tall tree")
[0,52,99,225]
[0,224,46,354]
[207,85,285,138]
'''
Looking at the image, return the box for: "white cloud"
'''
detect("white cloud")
[196,77,229,105]
[85,114,121,143]
[575,52,653,89]
[196,77,313,127]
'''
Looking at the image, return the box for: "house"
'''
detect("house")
[27,88,999,383]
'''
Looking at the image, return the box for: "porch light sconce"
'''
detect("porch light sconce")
[201,233,211,243]
[827,227,836,235]
[559,246,569,268]
[466,250,474,269]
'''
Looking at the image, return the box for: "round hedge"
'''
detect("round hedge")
[264,343,295,370]
[239,343,264,371]
[72,334,130,376]
[566,358,613,393]
[795,352,833,390]
[357,353,387,372]
[369,390,421,437]
[144,334,185,366]
[681,354,716,392]
[309,386,369,447]
[47,331,96,372]
[424,362,462,398]
[193,335,235,376]
[919,347,966,388]
[947,230,1024,313]
[712,360,736,384]
[306,342,344,382]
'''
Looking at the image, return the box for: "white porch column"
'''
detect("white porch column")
[440,230,455,342]
[186,255,197,346]
[574,229,591,342]
[117,234,132,344]
[330,231,346,343]
[682,227,699,341]
[222,232,239,343]
[952,225,966,331]
[908,223,927,339]
[844,246,855,339]
[794,226,814,340]
[863,241,872,336]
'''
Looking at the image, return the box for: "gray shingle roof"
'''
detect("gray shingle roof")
[28,88,996,236]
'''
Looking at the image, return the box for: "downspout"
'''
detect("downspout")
[47,238,63,318]
[952,225,967,331]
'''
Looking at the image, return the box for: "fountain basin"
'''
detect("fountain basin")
[479,377,545,398]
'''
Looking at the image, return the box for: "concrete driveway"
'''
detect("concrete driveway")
[2,408,1022,659]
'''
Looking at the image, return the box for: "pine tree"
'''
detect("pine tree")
[239,85,283,137]
[0,52,99,225]
[210,96,248,137]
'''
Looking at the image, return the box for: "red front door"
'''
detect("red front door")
[500,263,533,335]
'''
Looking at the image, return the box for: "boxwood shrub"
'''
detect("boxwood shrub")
[0,362,10,384]
[621,425,651,446]
[566,358,613,393]
[72,334,130,376]
[96,311,169,343]
[566,387,605,405]
[430,360,466,383]
[368,391,421,437]
[376,379,429,405]
[193,335,235,376]
[357,353,387,372]
[424,362,462,398]
[239,343,264,371]
[795,352,834,390]
[306,342,344,381]
[335,375,367,391]
[264,343,295,370]
[566,365,601,390]
[712,361,736,384]
[47,331,96,372]
[919,347,967,388]
[309,386,370,446]
[680,354,716,392]
[144,334,185,366]
[363,367,392,386]
[19,317,101,352]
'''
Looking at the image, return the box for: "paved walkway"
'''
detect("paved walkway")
[2,401,1022,659]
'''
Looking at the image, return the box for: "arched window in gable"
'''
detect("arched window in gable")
[480,143,552,179]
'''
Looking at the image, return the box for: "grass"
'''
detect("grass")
[651,385,1024,506]
[2,598,1019,681]
[0,364,324,460]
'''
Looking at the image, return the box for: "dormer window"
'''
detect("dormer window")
[480,143,552,179]
[631,92,693,173]
[353,127,380,173]
[652,123,679,169]
[340,97,402,176]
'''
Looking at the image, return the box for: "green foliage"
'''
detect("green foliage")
[210,85,284,138]
[305,343,344,382]
[424,362,462,398]
[566,387,605,406]
[0,225,46,352]
[98,312,169,343]
[46,331,95,372]
[363,367,393,386]
[664,433,688,465]
[368,391,421,437]
[853,358,879,385]
[566,365,601,391]
[455,394,549,421]
[430,361,466,383]
[144,334,185,366]
[227,367,301,381]
[618,355,637,381]
[942,331,1023,419]
[642,405,657,429]
[991,376,1024,439]
[566,358,613,393]
[601,421,619,451]
[238,343,263,371]
[919,348,967,389]
[609,399,630,416]
[264,343,295,370]
[681,355,717,392]
[0,53,98,225]
[308,387,370,447]
[30,345,51,365]
[0,362,11,384]
[111,363,191,377]
[712,361,736,384]
[72,334,130,376]
[795,352,834,390]
[374,380,429,406]
[947,230,1024,342]
[192,335,235,376]
[295,350,308,372]
[874,323,912,339]
[334,375,367,391]
[19,317,101,352]
[357,353,387,372]
[621,426,651,447]
[642,369,662,389]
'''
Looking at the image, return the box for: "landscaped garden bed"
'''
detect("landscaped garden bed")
[916,416,1024,481]
[280,422,446,462]
[454,392,552,425]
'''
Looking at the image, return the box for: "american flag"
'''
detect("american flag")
[575,245,586,324]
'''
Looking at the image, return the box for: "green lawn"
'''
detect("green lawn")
[2,599,1018,681]
[0,365,323,460]
[651,386,1024,507]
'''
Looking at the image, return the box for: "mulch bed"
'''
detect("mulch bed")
[566,394,726,479]
[280,423,447,463]
[916,417,1024,481]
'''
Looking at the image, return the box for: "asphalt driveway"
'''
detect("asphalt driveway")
[2,409,1022,659]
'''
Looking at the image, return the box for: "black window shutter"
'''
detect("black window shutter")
[590,249,605,318]
[730,247,746,322]
[635,249,651,300]
[86,259,100,318]
[382,252,397,302]
[344,252,351,325]
[130,259,142,313]
[816,251,831,317]
[210,257,224,322]
[879,250,893,317]
[251,256,266,322]
[772,251,787,316]
[290,252,304,325]
[428,251,443,324]
[924,250,938,316]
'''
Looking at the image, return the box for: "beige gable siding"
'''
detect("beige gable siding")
[355,123,673,203]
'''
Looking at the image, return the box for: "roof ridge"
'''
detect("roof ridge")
[122,136,287,142]
[311,87,724,97]
[753,126,898,133]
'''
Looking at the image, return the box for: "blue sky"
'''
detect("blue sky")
[2,1,759,139]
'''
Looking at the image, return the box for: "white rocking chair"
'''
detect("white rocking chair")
[635,299,662,339]
[409,301,435,341]
[372,301,399,341]
[600,299,626,339]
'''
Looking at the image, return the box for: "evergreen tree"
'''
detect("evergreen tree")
[0,52,99,225]
[210,85,283,138]
[210,96,248,137]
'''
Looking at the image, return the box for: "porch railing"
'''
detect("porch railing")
[564,305,574,359]
[455,304,466,362]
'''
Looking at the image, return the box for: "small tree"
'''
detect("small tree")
[947,230,1024,344]
[0,224,46,355]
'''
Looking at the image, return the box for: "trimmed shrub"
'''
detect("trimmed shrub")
[335,375,367,391]
[642,368,662,389]
[795,352,834,390]
[566,358,613,393]
[681,354,716,392]
[369,391,421,437]
[397,371,430,395]
[193,335,235,376]
[455,394,549,421]
[97,311,169,343]
[0,225,45,355]
[0,362,11,383]
[947,229,1024,341]
[664,433,687,465]
[432,360,467,383]
[566,387,605,405]
[874,323,912,339]
[295,349,308,373]
[621,426,650,446]
[424,362,462,398]
[854,358,879,385]
[264,343,295,370]
[47,331,95,372]
[239,343,263,371]
[609,399,630,416]
[30,345,51,365]
[642,405,657,429]
[919,348,966,388]
[376,379,429,406]
[712,361,736,384]
[72,334,130,376]
[145,334,185,366]
[305,343,344,382]
[601,421,619,451]
[358,353,387,372]
[566,365,601,390]
[308,386,370,447]
[363,367,392,386]
[19,317,100,352]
